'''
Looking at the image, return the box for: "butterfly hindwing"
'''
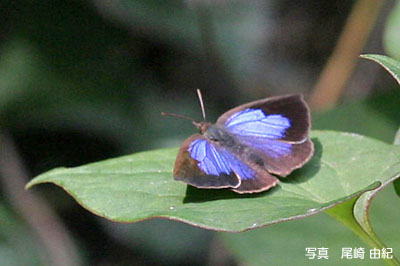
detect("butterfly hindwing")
[210,144,279,193]
[232,169,278,194]
[231,135,313,177]
[241,138,313,177]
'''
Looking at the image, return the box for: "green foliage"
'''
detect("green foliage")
[313,91,400,143]
[27,53,400,264]
[220,187,400,265]
[394,128,400,198]
[219,51,400,263]
[384,1,400,60]
[360,55,400,85]
[0,204,42,266]
[2,1,400,265]
[26,131,400,232]
[361,54,400,201]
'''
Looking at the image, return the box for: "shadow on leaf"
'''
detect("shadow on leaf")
[183,138,322,203]
[182,184,279,203]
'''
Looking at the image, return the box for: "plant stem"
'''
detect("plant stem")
[0,130,80,266]
[326,197,400,266]
[309,0,385,110]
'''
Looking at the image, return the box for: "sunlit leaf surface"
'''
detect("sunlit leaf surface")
[27,131,400,232]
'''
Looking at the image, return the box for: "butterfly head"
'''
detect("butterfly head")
[193,121,212,134]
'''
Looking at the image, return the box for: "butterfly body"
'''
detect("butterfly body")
[203,124,236,147]
[173,94,314,194]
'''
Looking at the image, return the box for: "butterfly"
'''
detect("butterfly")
[164,90,314,194]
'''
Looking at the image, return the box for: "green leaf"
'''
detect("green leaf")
[348,55,400,242]
[26,131,400,232]
[0,203,43,266]
[393,127,400,198]
[360,54,400,86]
[328,192,400,265]
[0,38,44,113]
[313,91,400,265]
[323,122,400,266]
[325,165,400,265]
[394,179,400,198]
[220,186,400,265]
[395,128,400,146]
[384,0,400,60]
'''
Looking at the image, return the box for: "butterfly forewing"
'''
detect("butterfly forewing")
[217,94,311,143]
[174,134,280,193]
[173,135,240,189]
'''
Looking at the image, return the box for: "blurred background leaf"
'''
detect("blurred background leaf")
[313,90,400,143]
[0,203,43,266]
[384,0,400,60]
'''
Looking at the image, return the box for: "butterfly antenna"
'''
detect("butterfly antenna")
[161,112,198,122]
[196,89,206,121]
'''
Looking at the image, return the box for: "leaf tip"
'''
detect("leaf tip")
[25,167,69,190]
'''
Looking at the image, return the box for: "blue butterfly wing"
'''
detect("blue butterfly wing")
[186,136,259,181]
[224,109,291,140]
[217,94,313,177]
[217,94,311,143]
[235,135,293,158]
[187,138,231,177]
[174,135,279,193]
[173,134,240,189]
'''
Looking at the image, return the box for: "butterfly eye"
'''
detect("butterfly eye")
[204,127,219,141]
